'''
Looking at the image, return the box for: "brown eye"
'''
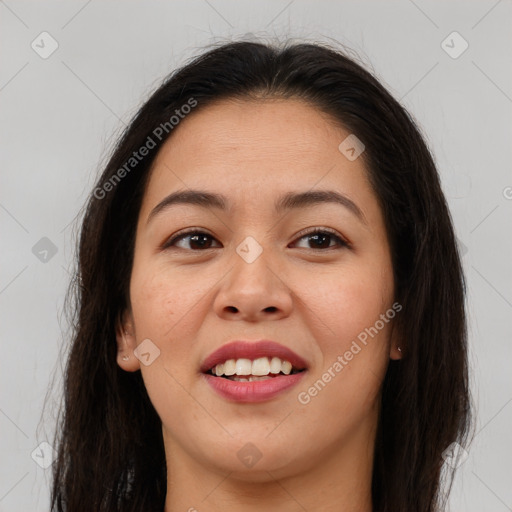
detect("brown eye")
[164,230,221,250]
[291,228,348,250]
[163,227,348,251]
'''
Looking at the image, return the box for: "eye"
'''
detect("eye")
[163,229,221,251]
[291,228,349,250]
[162,227,349,251]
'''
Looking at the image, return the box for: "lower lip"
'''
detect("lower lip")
[202,372,307,403]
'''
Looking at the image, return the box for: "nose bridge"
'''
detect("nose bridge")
[213,233,292,320]
[230,233,277,290]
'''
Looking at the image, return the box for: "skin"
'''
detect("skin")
[116,98,402,512]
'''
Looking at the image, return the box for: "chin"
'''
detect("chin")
[197,437,308,479]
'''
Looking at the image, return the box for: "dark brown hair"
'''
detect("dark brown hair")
[50,39,473,512]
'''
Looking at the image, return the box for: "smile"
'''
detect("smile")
[207,356,305,380]
[200,340,309,402]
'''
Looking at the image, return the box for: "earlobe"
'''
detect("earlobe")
[390,344,403,360]
[388,323,404,361]
[115,311,141,372]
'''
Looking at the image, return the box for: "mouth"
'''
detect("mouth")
[204,356,306,381]
[206,356,305,382]
[200,340,309,402]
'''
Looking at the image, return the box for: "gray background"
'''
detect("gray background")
[1,1,511,510]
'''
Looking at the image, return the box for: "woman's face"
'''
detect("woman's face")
[117,98,400,481]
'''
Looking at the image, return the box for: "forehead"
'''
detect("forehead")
[142,98,374,211]
[154,98,349,167]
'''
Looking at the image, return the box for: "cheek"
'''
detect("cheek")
[293,257,394,424]
[300,261,393,350]
[128,260,218,397]
[129,261,208,340]
[128,264,204,422]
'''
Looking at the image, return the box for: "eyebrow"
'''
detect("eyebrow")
[147,189,367,225]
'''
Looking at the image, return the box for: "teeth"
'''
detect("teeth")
[269,356,282,374]
[235,358,252,375]
[223,359,236,376]
[211,357,298,377]
[249,376,272,382]
[232,376,273,382]
[280,360,292,375]
[252,357,270,376]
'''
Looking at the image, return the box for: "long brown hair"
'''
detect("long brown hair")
[50,39,474,512]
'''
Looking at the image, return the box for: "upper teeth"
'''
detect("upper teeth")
[212,357,294,377]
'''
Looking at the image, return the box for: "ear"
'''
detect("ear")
[388,322,404,361]
[115,309,141,372]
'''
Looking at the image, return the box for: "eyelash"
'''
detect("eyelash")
[162,227,349,252]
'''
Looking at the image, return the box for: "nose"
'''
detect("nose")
[212,243,293,322]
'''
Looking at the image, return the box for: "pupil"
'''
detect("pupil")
[191,234,211,249]
[311,234,330,249]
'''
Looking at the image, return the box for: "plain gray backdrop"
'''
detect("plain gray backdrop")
[1,1,511,511]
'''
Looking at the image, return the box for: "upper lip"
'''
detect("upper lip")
[200,340,309,373]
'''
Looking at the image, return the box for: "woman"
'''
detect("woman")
[50,39,473,512]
